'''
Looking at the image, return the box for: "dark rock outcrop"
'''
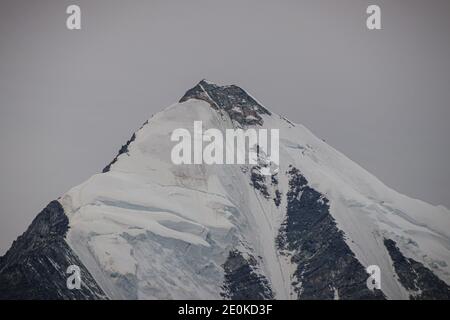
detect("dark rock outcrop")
[103,133,136,173]
[250,166,270,199]
[384,238,450,299]
[274,190,282,207]
[102,119,149,173]
[0,201,107,300]
[221,250,273,300]
[276,167,385,300]
[180,80,270,126]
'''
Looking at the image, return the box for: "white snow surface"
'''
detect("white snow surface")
[60,97,450,300]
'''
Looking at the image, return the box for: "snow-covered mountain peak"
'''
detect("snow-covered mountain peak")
[180,80,271,126]
[1,81,449,300]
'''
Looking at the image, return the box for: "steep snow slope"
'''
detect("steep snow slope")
[62,98,281,299]
[58,80,450,299]
[265,115,450,299]
[2,80,448,300]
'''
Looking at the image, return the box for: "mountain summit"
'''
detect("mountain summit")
[180,79,271,126]
[1,81,449,300]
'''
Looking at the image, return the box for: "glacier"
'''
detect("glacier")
[1,80,449,300]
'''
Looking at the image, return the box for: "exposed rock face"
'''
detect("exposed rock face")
[384,239,450,299]
[250,166,271,199]
[0,201,106,300]
[103,120,148,173]
[276,167,385,300]
[103,133,136,173]
[221,250,273,300]
[180,80,270,126]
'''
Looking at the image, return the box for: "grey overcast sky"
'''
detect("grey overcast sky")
[1,0,449,255]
